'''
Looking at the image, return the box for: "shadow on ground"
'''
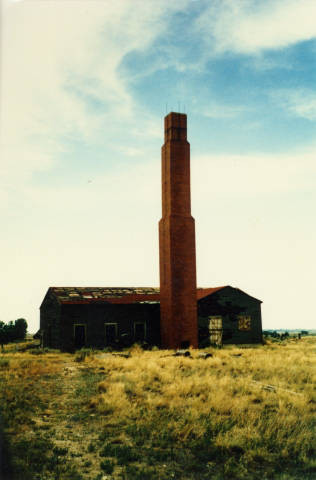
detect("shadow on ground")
[0,416,13,480]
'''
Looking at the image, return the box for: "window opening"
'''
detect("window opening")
[238,315,251,331]
[208,316,223,345]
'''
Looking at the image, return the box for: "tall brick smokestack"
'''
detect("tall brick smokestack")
[159,112,198,349]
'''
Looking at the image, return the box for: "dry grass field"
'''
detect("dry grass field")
[0,337,315,480]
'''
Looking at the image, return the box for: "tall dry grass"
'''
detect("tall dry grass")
[0,338,315,479]
[86,338,316,478]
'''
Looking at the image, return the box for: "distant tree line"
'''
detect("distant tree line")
[263,330,309,339]
[0,319,28,350]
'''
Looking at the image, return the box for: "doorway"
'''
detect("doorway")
[74,324,86,349]
[105,323,118,345]
[134,322,146,342]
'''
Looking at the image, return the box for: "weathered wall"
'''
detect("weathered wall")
[57,303,160,351]
[40,292,61,348]
[198,287,262,345]
[40,287,262,350]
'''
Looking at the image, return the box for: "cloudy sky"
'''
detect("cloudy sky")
[1,0,316,333]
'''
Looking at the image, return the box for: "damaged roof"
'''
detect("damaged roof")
[45,285,261,305]
[48,287,160,304]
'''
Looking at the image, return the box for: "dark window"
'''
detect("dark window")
[134,322,146,342]
[105,323,118,345]
[74,325,86,349]
[180,340,190,349]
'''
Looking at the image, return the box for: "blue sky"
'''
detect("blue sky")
[1,0,316,332]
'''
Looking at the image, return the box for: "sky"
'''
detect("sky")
[1,0,316,333]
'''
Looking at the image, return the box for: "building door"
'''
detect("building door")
[134,322,146,342]
[105,323,118,345]
[74,325,86,349]
[209,316,223,345]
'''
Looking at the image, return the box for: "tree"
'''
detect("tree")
[0,321,8,351]
[0,318,28,350]
[6,321,16,343]
[14,318,28,340]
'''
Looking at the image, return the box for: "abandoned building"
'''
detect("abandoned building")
[39,112,263,350]
[40,285,262,350]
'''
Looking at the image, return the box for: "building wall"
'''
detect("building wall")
[55,303,160,351]
[40,293,61,349]
[40,287,262,350]
[198,287,262,345]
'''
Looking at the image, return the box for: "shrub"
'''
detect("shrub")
[100,459,114,473]
[123,465,156,480]
[87,442,96,453]
[0,358,10,369]
[100,443,140,465]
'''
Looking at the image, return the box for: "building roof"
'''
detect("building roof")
[48,287,160,305]
[196,286,227,299]
[198,286,262,303]
[46,285,261,305]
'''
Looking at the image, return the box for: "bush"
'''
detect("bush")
[100,443,140,465]
[0,358,10,369]
[100,459,114,473]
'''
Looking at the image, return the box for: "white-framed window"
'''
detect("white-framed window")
[238,315,251,331]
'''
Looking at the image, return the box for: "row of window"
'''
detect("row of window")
[73,321,146,348]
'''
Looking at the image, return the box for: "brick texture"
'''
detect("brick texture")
[159,112,198,348]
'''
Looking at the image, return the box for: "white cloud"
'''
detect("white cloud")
[0,0,189,330]
[196,0,316,55]
[0,0,189,186]
[192,149,316,199]
[272,89,316,120]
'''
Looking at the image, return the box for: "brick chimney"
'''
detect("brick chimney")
[159,112,198,349]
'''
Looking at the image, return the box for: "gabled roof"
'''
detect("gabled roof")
[196,286,227,299]
[197,285,262,303]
